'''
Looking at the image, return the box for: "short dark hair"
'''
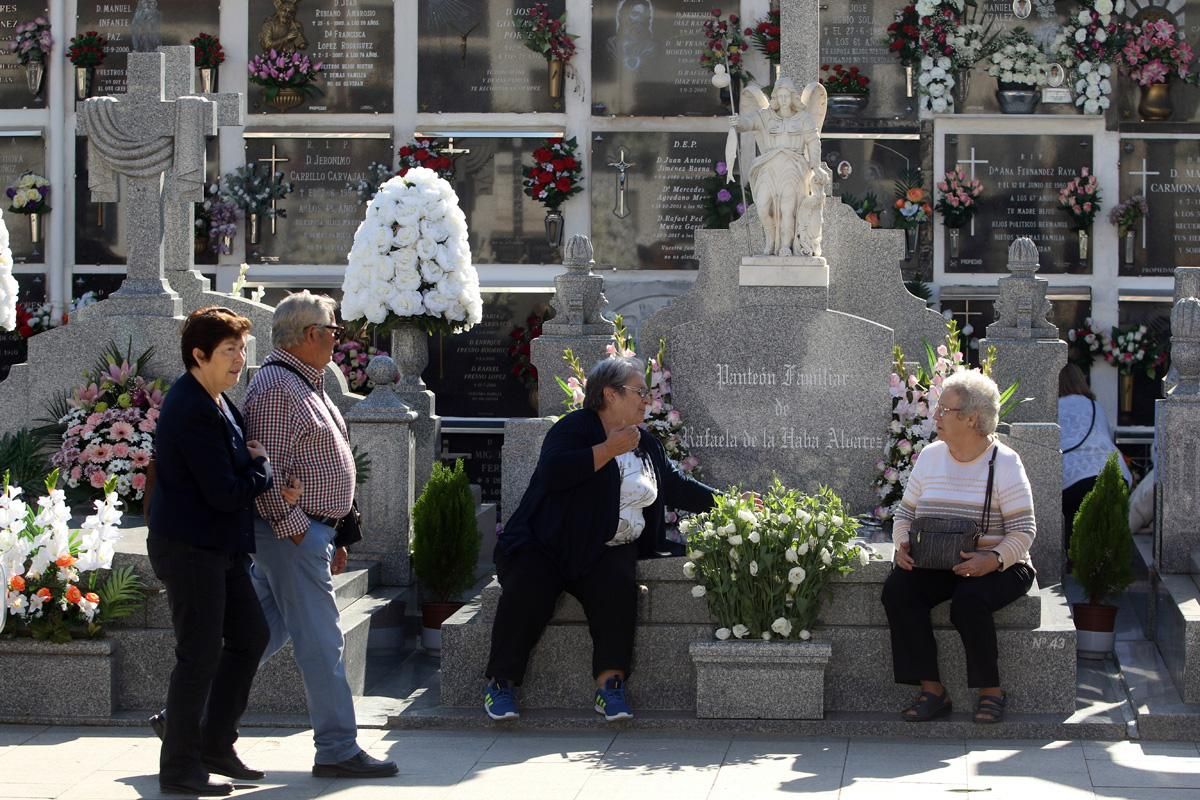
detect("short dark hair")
[181,306,252,369]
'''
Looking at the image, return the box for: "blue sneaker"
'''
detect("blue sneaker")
[594,676,633,721]
[483,679,519,720]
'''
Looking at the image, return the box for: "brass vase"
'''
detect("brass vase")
[74,66,95,101]
[948,226,961,258]
[904,225,919,260]
[1124,230,1135,265]
[268,86,305,112]
[25,61,44,98]
[198,66,217,93]
[544,207,564,249]
[1120,372,1134,414]
[547,58,564,99]
[247,212,260,245]
[904,63,914,98]
[951,69,971,111]
[28,212,42,245]
[1138,81,1172,121]
[1078,229,1089,261]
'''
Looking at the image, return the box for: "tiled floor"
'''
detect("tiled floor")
[4,725,1200,799]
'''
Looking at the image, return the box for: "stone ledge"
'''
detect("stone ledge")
[691,640,832,719]
[0,637,114,717]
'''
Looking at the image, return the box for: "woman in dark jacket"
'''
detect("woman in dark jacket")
[148,306,300,795]
[483,356,717,722]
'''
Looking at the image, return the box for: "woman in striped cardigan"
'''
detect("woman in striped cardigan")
[881,369,1036,724]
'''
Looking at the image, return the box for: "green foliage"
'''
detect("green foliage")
[0,429,52,496]
[90,565,145,627]
[352,444,372,486]
[1070,452,1133,605]
[411,459,480,603]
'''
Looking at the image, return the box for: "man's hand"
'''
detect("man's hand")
[331,547,348,575]
[280,476,303,506]
[246,439,268,462]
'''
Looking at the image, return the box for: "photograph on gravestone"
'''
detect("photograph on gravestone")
[76,1,219,97]
[945,133,1092,274]
[246,0,393,114]
[417,0,566,113]
[0,1,49,109]
[591,131,726,269]
[823,134,919,230]
[423,291,554,418]
[591,0,723,116]
[1116,0,1200,123]
[1117,299,1171,427]
[440,429,506,509]
[440,135,559,264]
[75,136,218,266]
[0,132,46,264]
[819,0,916,121]
[1119,138,1200,277]
[244,132,393,265]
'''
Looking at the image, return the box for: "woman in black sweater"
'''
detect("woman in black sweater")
[483,356,717,722]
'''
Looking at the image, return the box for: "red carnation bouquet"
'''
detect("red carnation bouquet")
[396,138,455,179]
[746,8,781,65]
[522,137,584,210]
[884,5,921,66]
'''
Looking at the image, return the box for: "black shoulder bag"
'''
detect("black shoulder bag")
[908,446,998,570]
[260,361,363,549]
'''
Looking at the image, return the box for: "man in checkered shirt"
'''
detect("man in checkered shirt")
[244,291,398,780]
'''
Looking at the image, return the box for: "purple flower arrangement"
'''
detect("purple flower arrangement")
[10,16,52,64]
[6,172,51,214]
[206,199,238,254]
[247,49,323,100]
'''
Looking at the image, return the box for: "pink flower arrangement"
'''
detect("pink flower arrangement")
[247,49,323,101]
[1058,167,1102,230]
[333,337,388,393]
[934,169,984,229]
[9,16,52,64]
[50,343,168,505]
[1121,19,1195,87]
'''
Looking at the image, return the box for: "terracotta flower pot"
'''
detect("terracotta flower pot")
[421,601,465,653]
[1073,602,1117,658]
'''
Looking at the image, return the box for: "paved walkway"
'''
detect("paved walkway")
[3,725,1200,799]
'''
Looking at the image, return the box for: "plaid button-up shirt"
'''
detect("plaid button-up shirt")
[244,349,356,539]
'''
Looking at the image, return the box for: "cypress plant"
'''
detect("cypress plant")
[1069,451,1133,606]
[411,459,480,603]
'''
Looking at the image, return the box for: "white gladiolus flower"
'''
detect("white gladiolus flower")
[737,509,757,524]
[820,548,832,566]
[727,534,743,546]
[771,617,793,637]
[788,566,806,585]
[748,531,761,544]
[691,585,706,598]
[749,560,759,576]
[799,629,811,640]
[798,541,809,556]
[785,547,798,563]
[678,519,692,535]
[683,561,696,579]
[732,624,750,639]
[715,627,731,640]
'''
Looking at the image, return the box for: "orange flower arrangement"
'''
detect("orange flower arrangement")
[893,176,932,230]
[65,585,82,604]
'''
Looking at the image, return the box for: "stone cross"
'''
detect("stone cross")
[77,50,217,316]
[158,46,244,274]
[780,0,820,86]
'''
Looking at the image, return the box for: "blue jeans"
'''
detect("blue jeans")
[249,517,360,764]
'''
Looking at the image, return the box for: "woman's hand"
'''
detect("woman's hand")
[246,439,268,462]
[605,425,640,457]
[280,476,303,506]
[739,490,765,512]
[894,540,914,571]
[953,550,1001,578]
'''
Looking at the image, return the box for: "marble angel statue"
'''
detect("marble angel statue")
[727,78,832,257]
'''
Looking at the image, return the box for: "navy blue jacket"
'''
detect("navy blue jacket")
[148,371,273,553]
[498,409,717,579]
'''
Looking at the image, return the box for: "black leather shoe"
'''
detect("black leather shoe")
[159,776,233,795]
[312,750,398,778]
[148,710,166,741]
[202,751,265,781]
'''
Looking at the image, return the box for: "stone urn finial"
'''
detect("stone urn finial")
[1007,237,1041,276]
[1170,297,1200,397]
[366,354,400,389]
[564,234,595,272]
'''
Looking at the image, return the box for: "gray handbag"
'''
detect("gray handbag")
[908,447,998,570]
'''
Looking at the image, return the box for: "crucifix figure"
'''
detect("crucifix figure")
[1128,157,1160,248]
[955,147,990,237]
[436,136,470,177]
[78,50,217,315]
[257,145,290,235]
[607,147,636,219]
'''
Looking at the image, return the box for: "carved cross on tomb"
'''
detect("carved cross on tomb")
[77,50,217,313]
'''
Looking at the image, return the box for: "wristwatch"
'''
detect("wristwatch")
[991,550,1004,569]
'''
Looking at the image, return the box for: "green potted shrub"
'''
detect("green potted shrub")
[1069,452,1133,657]
[411,459,480,652]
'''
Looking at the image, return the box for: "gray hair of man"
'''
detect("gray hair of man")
[583,356,646,412]
[272,290,340,350]
[941,369,1001,436]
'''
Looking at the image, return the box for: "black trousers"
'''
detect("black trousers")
[1063,476,1098,560]
[485,542,638,685]
[881,563,1035,689]
[149,538,269,781]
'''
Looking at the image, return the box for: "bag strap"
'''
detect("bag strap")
[980,446,999,534]
[1061,398,1096,455]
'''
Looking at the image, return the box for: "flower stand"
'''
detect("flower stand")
[688,639,832,719]
[0,637,114,719]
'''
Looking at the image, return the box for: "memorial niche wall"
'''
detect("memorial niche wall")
[0,132,45,264]
[243,132,394,266]
[590,131,726,270]
[246,0,394,114]
[0,0,48,109]
[76,1,218,97]
[1119,138,1200,277]
[823,135,919,230]
[417,0,566,113]
[818,0,915,121]
[945,133,1093,275]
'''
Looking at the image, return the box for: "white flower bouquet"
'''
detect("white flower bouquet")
[1053,0,1126,114]
[987,28,1049,87]
[341,167,482,336]
[682,480,870,642]
[0,215,15,333]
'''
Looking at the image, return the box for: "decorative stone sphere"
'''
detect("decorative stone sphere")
[366,354,399,388]
[1007,237,1041,274]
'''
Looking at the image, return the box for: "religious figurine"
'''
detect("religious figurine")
[796,164,832,257]
[260,0,308,52]
[607,0,656,71]
[130,0,162,53]
[728,77,828,257]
